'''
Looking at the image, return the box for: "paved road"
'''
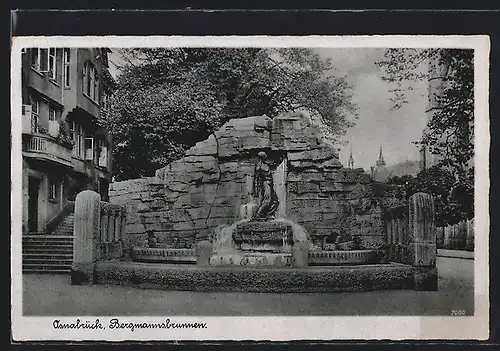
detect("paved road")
[22,257,474,316]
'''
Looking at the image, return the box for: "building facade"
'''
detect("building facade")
[21,47,114,234]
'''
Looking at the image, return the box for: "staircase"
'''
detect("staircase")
[50,213,74,236]
[22,212,74,274]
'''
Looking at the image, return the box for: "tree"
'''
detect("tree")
[387,166,473,226]
[376,49,473,175]
[106,48,357,180]
[377,48,474,220]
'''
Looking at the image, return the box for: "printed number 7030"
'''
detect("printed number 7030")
[451,310,466,316]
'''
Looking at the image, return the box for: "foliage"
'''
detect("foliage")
[36,123,47,134]
[377,48,474,221]
[56,120,74,146]
[376,48,474,178]
[106,48,357,180]
[387,166,473,226]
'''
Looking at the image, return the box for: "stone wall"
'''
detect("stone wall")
[110,112,404,250]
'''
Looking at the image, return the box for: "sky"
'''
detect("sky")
[315,48,428,171]
[108,48,429,171]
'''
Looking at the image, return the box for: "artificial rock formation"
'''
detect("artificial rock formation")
[110,112,404,251]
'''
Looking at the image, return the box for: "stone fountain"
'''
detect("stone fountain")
[73,112,437,292]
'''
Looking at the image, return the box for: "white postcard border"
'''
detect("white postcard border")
[11,35,490,341]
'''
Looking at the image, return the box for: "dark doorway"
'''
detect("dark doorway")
[99,178,109,202]
[28,177,40,233]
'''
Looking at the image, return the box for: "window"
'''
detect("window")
[48,48,56,80]
[31,99,40,133]
[49,107,56,121]
[84,137,94,161]
[48,180,58,201]
[83,61,99,101]
[63,49,71,87]
[70,121,86,159]
[94,73,99,101]
[98,140,108,168]
[48,107,59,136]
[30,48,49,72]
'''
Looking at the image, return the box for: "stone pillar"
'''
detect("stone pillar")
[397,217,403,262]
[196,240,212,266]
[436,227,444,249]
[444,225,451,249]
[114,209,121,242]
[292,241,308,268]
[458,221,467,250]
[121,208,130,259]
[71,190,101,285]
[408,192,437,291]
[100,206,109,243]
[108,211,115,242]
[386,217,394,261]
[466,219,474,251]
[401,215,409,263]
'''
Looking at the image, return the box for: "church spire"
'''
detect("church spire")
[376,144,386,167]
[348,144,354,169]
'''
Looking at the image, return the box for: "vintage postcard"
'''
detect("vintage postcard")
[11,35,490,341]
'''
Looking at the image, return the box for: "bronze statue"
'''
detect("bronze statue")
[251,151,280,220]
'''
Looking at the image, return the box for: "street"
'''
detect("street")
[22,257,474,316]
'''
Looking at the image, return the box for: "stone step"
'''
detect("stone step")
[22,264,71,273]
[57,227,73,231]
[23,248,73,255]
[23,242,73,248]
[23,262,71,271]
[23,253,73,259]
[23,269,71,274]
[23,238,73,243]
[24,235,73,240]
[23,258,73,265]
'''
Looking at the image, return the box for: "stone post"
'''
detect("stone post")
[292,241,308,268]
[121,208,131,259]
[436,227,444,249]
[71,190,101,285]
[458,221,467,250]
[196,240,213,266]
[408,192,437,291]
[108,211,115,242]
[114,208,121,242]
[444,225,451,249]
[100,206,109,243]
[466,219,474,251]
[386,217,394,261]
[397,217,403,262]
[401,215,409,263]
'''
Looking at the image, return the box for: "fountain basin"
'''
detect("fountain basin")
[131,247,196,263]
[210,252,291,267]
[309,250,385,266]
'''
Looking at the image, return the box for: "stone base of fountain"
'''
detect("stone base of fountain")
[233,221,293,252]
[210,252,292,267]
[308,249,386,266]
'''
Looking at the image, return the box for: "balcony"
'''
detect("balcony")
[22,133,73,168]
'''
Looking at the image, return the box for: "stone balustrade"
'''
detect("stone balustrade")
[384,192,437,290]
[71,190,127,285]
[384,204,409,264]
[437,219,474,251]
